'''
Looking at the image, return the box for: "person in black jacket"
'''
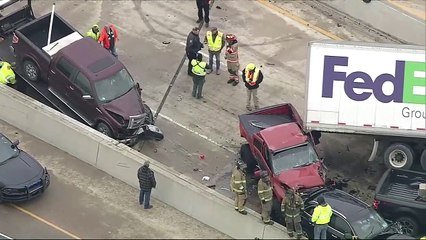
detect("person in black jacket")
[196,0,210,27]
[186,27,204,76]
[137,160,156,209]
[242,63,264,111]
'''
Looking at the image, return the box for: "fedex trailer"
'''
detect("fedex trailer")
[305,40,426,171]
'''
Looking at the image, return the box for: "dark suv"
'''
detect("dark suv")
[301,188,413,239]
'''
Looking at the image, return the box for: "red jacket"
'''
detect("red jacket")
[98,24,118,49]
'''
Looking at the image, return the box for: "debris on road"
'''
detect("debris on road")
[202,176,210,181]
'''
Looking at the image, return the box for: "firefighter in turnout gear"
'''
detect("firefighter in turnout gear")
[224,33,239,86]
[231,161,247,215]
[258,171,274,225]
[281,188,304,239]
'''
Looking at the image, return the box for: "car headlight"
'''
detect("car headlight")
[2,188,20,194]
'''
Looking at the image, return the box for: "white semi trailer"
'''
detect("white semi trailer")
[305,40,426,171]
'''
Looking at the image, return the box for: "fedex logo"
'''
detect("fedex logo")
[322,56,426,105]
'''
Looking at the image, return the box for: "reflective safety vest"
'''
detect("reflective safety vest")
[87,30,100,41]
[311,204,333,224]
[206,31,223,52]
[0,62,15,85]
[257,178,273,202]
[191,60,207,76]
[244,66,260,86]
[230,166,246,194]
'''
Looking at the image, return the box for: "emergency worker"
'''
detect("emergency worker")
[312,196,333,240]
[281,188,304,239]
[98,24,119,57]
[0,61,16,87]
[257,171,274,225]
[230,161,247,215]
[191,53,210,99]
[224,33,239,86]
[86,24,100,41]
[204,27,225,75]
[242,63,263,111]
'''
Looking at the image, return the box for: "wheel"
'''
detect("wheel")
[420,149,426,171]
[384,143,414,170]
[23,60,40,82]
[143,104,154,125]
[396,216,419,236]
[270,196,284,225]
[96,122,113,137]
[240,144,257,174]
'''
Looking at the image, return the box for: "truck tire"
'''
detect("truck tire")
[384,143,414,170]
[421,149,426,171]
[23,60,40,82]
[143,104,154,125]
[96,122,112,137]
[240,144,257,174]
[396,216,419,236]
[270,196,284,225]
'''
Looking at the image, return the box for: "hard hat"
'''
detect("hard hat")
[260,171,268,178]
[226,33,236,41]
[247,63,256,70]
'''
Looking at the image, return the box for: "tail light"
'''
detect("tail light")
[373,199,380,209]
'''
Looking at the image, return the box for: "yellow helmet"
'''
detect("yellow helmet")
[246,63,256,70]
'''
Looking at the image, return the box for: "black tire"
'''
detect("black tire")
[240,144,257,174]
[23,60,40,82]
[96,122,113,137]
[143,104,154,125]
[271,196,284,225]
[420,149,426,171]
[384,143,414,170]
[396,216,419,237]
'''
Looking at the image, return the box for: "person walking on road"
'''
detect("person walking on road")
[98,24,119,57]
[191,53,210,99]
[312,196,333,240]
[231,161,248,215]
[258,171,274,225]
[281,188,304,239]
[137,160,157,209]
[224,33,240,86]
[196,0,210,27]
[86,24,100,41]
[0,61,16,87]
[186,27,204,76]
[242,63,263,111]
[204,27,225,75]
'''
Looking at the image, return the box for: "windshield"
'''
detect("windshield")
[0,136,19,164]
[350,208,389,239]
[271,143,318,174]
[94,68,135,103]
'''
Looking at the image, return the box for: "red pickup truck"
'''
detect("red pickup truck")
[239,103,326,222]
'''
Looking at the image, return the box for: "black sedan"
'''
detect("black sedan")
[0,133,50,202]
[300,188,414,240]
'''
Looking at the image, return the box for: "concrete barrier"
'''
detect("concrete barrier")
[0,85,289,239]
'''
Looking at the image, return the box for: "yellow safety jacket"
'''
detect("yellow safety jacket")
[311,204,333,224]
[0,62,16,85]
[244,66,260,86]
[206,31,223,52]
[230,166,246,194]
[257,178,273,202]
[87,30,100,41]
[191,60,207,76]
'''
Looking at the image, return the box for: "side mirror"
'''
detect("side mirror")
[82,94,93,100]
[136,83,142,94]
[11,140,19,148]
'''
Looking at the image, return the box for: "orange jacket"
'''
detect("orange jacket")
[98,24,118,49]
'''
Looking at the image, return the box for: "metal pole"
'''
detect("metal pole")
[47,2,55,46]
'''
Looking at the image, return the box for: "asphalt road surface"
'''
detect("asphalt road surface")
[0,121,228,239]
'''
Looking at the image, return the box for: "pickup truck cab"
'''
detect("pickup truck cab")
[0,0,163,144]
[373,169,426,237]
[238,103,326,221]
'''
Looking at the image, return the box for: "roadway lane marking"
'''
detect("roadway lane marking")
[386,0,426,22]
[10,204,81,240]
[255,0,342,40]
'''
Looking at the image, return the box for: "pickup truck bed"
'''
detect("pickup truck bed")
[0,6,81,122]
[239,113,292,137]
[377,169,426,202]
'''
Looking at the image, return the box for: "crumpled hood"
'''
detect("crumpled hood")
[277,162,324,189]
[0,151,43,187]
[101,88,144,119]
